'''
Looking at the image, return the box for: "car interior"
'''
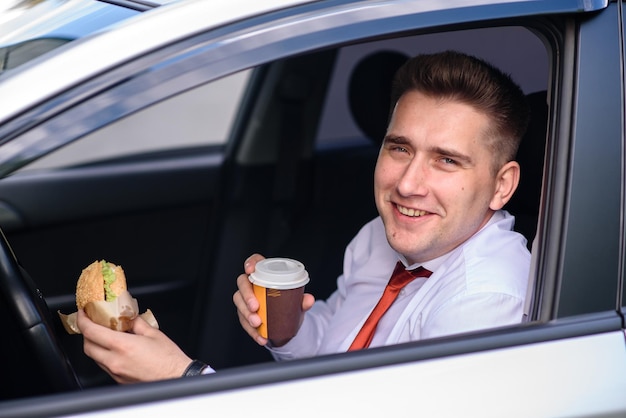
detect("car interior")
[0,23,549,399]
[197,26,549,370]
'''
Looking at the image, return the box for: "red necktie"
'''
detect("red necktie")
[348,261,432,351]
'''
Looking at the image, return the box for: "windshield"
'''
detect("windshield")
[0,0,142,74]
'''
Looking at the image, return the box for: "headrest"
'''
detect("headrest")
[512,90,548,215]
[504,90,548,245]
[348,51,409,145]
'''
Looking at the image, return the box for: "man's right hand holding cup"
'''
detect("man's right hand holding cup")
[233,254,315,347]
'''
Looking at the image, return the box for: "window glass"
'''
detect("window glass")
[1,38,70,71]
[19,70,250,171]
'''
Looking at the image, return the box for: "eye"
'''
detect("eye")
[391,145,409,153]
[384,143,410,156]
[440,157,457,165]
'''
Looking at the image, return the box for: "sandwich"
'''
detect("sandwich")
[59,260,158,334]
[76,260,127,312]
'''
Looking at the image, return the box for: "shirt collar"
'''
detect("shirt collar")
[399,253,446,274]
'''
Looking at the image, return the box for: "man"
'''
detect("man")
[77,50,531,381]
[234,50,530,358]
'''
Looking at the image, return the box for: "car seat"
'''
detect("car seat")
[505,90,548,247]
[348,50,409,145]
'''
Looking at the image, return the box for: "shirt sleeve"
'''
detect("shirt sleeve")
[201,366,216,375]
[420,291,524,340]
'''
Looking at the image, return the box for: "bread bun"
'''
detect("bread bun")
[76,260,127,310]
[59,259,158,334]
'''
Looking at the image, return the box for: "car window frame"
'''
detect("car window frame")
[0,0,616,318]
[546,5,624,318]
[0,0,601,319]
[0,0,607,174]
[617,3,626,316]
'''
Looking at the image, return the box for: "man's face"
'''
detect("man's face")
[374,90,510,265]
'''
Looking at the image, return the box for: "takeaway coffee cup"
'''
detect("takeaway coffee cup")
[249,257,310,341]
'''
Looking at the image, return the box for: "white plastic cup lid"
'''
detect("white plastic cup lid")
[249,258,310,290]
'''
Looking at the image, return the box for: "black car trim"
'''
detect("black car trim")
[0,151,222,230]
[97,0,162,12]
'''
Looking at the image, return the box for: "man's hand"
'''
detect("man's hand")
[77,309,193,384]
[233,253,315,346]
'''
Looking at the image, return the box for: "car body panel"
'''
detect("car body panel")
[1,314,624,417]
[80,331,626,418]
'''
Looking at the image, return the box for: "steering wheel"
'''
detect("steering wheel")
[0,228,81,400]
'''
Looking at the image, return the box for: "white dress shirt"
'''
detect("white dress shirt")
[267,210,531,360]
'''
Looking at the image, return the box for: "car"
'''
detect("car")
[0,0,625,416]
[0,0,180,76]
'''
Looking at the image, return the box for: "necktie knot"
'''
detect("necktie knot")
[348,261,432,351]
[387,262,432,290]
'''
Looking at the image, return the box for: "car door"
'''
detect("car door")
[135,2,626,415]
[0,51,252,388]
[0,0,625,415]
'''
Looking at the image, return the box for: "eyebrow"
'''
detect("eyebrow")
[431,146,474,166]
[383,135,410,145]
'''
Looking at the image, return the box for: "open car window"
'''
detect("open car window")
[0,0,624,416]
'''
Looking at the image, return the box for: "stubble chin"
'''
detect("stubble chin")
[385,223,420,255]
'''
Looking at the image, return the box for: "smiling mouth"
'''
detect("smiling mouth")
[397,204,428,217]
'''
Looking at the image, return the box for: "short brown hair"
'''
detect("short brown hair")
[389,50,530,171]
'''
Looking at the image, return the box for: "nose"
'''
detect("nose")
[396,156,429,197]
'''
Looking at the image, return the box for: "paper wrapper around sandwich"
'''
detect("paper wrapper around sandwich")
[58,290,159,334]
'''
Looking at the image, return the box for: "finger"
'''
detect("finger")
[76,308,93,332]
[236,273,259,312]
[81,327,123,371]
[77,309,117,347]
[236,308,267,346]
[244,253,265,274]
[234,294,261,328]
[302,293,316,312]
[233,288,257,321]
[129,315,155,336]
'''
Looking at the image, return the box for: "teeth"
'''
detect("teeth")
[398,205,427,217]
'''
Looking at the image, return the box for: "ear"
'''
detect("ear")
[489,161,520,210]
